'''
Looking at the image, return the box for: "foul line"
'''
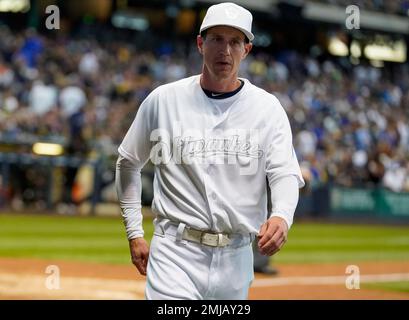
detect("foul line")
[252,273,409,287]
[1,272,409,298]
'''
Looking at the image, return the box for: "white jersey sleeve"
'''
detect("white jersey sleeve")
[116,91,158,240]
[269,175,299,229]
[115,155,144,240]
[265,96,305,187]
[118,91,157,167]
[265,95,304,229]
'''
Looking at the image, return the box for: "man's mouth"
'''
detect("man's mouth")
[216,61,231,66]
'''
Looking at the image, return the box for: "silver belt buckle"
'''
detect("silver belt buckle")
[201,232,230,247]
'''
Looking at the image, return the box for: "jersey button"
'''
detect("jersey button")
[211,193,217,200]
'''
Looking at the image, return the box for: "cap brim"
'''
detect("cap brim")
[200,24,254,41]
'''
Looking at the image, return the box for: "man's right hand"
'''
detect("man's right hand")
[129,237,150,276]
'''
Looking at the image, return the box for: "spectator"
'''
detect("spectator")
[0,25,408,210]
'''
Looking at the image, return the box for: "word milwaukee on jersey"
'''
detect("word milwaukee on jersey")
[149,126,264,166]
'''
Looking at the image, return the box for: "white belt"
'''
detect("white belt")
[155,218,253,248]
[155,218,233,247]
[182,227,231,247]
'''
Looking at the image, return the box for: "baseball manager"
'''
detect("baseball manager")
[116,2,304,299]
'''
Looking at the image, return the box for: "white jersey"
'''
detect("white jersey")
[118,75,304,236]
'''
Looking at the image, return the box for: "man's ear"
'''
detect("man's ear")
[242,42,253,59]
[197,35,204,55]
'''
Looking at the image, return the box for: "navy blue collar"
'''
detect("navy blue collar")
[202,80,244,99]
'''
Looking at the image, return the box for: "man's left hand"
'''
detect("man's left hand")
[257,216,288,256]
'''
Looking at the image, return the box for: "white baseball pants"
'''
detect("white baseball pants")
[145,218,254,300]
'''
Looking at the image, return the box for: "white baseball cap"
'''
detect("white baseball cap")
[199,2,254,41]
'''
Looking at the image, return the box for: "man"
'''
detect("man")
[116,2,304,300]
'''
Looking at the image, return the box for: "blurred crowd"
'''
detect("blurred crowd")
[251,53,409,193]
[0,24,409,209]
[312,0,409,15]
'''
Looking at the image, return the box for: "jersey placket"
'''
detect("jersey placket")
[202,101,232,231]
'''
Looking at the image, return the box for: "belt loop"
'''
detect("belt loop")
[217,233,223,246]
[176,223,186,242]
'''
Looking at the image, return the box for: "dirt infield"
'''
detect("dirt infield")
[0,257,408,300]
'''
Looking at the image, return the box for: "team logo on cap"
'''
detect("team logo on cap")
[225,7,238,19]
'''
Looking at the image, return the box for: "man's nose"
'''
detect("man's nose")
[219,40,231,55]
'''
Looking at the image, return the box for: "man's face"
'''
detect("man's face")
[197,26,252,81]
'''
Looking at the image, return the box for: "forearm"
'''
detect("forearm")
[269,175,299,229]
[115,155,144,240]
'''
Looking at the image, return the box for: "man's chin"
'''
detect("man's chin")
[213,69,233,80]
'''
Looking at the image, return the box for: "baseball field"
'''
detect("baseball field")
[0,210,408,299]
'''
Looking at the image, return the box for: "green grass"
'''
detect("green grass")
[275,223,409,264]
[363,281,409,294]
[0,213,154,264]
[0,212,408,265]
